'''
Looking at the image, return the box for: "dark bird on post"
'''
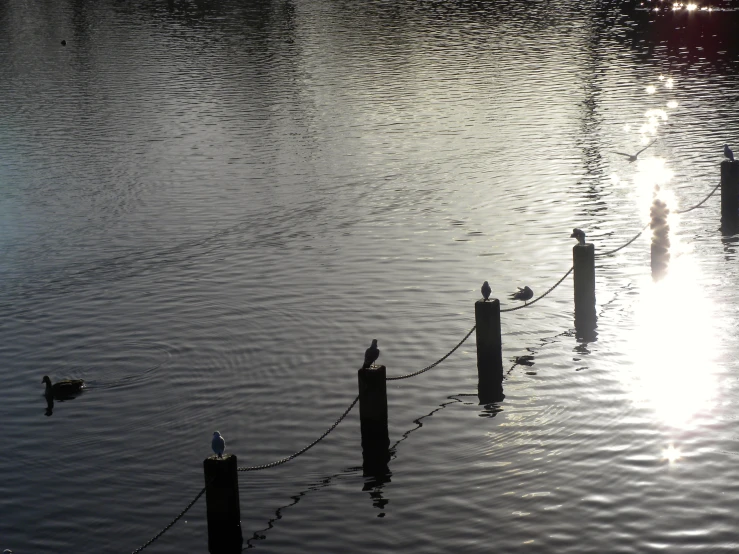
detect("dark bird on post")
[42,375,84,399]
[510,286,534,305]
[570,228,586,245]
[613,138,657,163]
[481,281,491,301]
[362,339,380,369]
[725,144,734,162]
[212,431,225,458]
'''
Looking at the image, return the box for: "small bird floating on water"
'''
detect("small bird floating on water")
[570,228,586,245]
[613,138,657,163]
[725,144,734,162]
[510,286,534,305]
[42,375,84,399]
[362,339,380,369]
[481,281,492,301]
[212,431,225,458]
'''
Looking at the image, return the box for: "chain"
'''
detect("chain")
[238,395,359,472]
[386,325,476,380]
[676,180,721,214]
[130,486,207,553]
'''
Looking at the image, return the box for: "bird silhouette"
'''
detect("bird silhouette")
[212,431,225,458]
[510,286,534,305]
[42,375,84,399]
[570,228,586,245]
[725,144,734,162]
[481,281,492,301]
[613,138,657,163]
[362,339,380,369]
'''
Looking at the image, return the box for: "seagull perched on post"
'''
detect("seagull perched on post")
[510,286,534,305]
[212,431,225,458]
[613,138,657,163]
[725,144,734,162]
[570,228,586,245]
[362,339,380,369]
[481,281,492,301]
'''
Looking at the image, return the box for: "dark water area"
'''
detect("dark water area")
[2,0,739,552]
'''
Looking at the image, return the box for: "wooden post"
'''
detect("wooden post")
[358,366,390,474]
[721,160,739,232]
[573,244,597,335]
[203,454,243,553]
[475,300,504,403]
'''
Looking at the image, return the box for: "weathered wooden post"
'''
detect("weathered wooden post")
[475,299,504,403]
[203,454,243,553]
[721,160,739,232]
[573,243,597,336]
[358,366,390,474]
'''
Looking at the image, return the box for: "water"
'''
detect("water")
[2,0,739,552]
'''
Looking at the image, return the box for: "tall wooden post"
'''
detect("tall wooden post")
[475,299,504,403]
[358,366,390,474]
[203,454,243,553]
[573,244,597,337]
[721,160,739,232]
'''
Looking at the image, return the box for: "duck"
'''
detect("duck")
[570,228,586,245]
[42,375,85,399]
[510,286,534,305]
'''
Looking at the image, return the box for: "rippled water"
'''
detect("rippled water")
[2,0,739,552]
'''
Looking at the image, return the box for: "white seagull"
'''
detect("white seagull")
[570,228,586,245]
[725,144,734,162]
[212,431,225,458]
[613,138,657,163]
[362,339,380,369]
[481,281,492,301]
[510,286,534,305]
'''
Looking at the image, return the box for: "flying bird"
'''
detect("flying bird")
[212,431,225,458]
[481,281,492,301]
[42,375,84,399]
[725,144,734,162]
[570,228,586,245]
[510,286,534,305]
[613,138,657,163]
[362,339,380,369]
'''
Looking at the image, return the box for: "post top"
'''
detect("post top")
[358,364,386,372]
[573,242,594,249]
[205,453,237,463]
[475,298,500,305]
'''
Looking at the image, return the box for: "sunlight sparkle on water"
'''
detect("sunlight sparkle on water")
[667,100,678,109]
[624,182,720,428]
[662,444,681,463]
[646,85,657,95]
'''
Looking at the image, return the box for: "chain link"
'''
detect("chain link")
[500,267,573,312]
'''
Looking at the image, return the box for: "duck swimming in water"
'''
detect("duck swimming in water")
[570,228,586,245]
[42,375,85,399]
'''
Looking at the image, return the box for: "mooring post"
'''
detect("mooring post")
[203,454,243,553]
[475,299,504,403]
[721,160,739,232]
[573,243,597,333]
[358,366,390,474]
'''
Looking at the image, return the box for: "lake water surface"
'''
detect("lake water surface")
[2,0,739,552]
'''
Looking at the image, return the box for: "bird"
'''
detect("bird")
[510,286,534,304]
[613,138,657,163]
[212,431,225,458]
[570,228,586,245]
[481,281,492,301]
[42,375,84,399]
[362,339,380,369]
[725,144,734,162]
